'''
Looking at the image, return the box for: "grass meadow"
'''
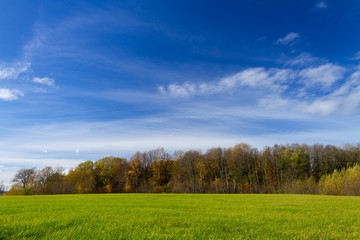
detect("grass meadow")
[1,194,360,239]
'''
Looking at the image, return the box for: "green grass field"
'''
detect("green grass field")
[1,194,360,239]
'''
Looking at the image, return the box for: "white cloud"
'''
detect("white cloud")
[261,66,360,115]
[315,1,328,9]
[299,63,345,90]
[220,67,269,88]
[275,32,300,45]
[0,62,30,80]
[159,68,294,98]
[156,56,360,116]
[0,89,24,101]
[159,81,210,98]
[220,67,293,92]
[33,77,55,86]
[166,82,197,97]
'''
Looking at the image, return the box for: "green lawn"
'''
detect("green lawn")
[1,194,360,239]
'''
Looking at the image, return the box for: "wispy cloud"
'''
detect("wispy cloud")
[160,63,345,99]
[283,52,323,67]
[0,62,30,80]
[315,1,328,10]
[23,25,49,61]
[0,109,353,157]
[219,68,292,90]
[23,8,146,61]
[158,54,360,116]
[299,63,345,90]
[275,32,300,45]
[351,51,360,61]
[158,82,197,98]
[33,77,56,87]
[260,65,360,115]
[0,89,24,101]
[159,68,293,98]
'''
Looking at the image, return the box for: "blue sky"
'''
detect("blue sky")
[1,0,360,186]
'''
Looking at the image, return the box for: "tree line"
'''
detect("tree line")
[7,143,360,195]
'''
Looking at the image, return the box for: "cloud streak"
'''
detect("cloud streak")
[33,77,56,87]
[275,32,300,45]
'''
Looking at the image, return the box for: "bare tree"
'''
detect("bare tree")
[36,166,56,187]
[13,168,36,189]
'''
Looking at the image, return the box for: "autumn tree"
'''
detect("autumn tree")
[126,152,146,192]
[175,150,202,193]
[151,159,175,192]
[199,148,229,193]
[67,161,96,193]
[94,157,127,193]
[112,158,128,193]
[7,142,360,195]
[229,143,259,193]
